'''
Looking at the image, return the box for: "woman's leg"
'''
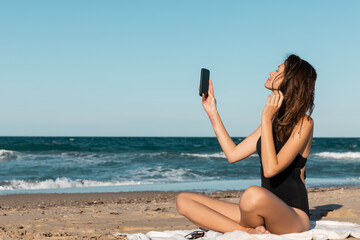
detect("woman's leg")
[239,186,310,234]
[176,192,251,233]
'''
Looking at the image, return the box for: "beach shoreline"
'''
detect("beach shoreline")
[0,187,359,239]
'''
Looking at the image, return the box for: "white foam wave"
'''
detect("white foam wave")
[0,177,144,191]
[313,152,360,160]
[181,152,258,158]
[181,152,226,158]
[139,152,167,157]
[60,152,99,158]
[134,166,217,182]
[0,149,19,161]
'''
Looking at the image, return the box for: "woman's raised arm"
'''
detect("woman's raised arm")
[202,80,261,163]
[260,90,313,178]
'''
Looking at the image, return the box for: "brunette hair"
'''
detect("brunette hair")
[273,54,317,143]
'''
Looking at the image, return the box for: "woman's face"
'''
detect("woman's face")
[265,63,285,90]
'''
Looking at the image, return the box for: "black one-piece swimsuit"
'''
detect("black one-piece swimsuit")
[256,137,310,217]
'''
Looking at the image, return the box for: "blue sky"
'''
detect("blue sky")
[0,0,359,137]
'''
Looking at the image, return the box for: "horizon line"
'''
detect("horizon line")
[0,135,358,138]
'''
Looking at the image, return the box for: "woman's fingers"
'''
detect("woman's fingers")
[203,91,214,103]
[275,91,280,106]
[209,79,214,95]
[275,90,283,108]
[279,90,284,106]
[270,91,276,105]
[208,89,214,99]
[263,90,283,121]
[206,79,215,100]
[270,90,283,108]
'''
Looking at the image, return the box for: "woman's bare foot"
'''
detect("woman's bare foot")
[247,226,270,234]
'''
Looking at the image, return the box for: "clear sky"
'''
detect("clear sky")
[0,0,359,137]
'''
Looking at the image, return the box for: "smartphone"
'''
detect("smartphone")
[199,68,210,97]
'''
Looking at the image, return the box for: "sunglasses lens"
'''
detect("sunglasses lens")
[196,232,205,237]
[185,231,205,239]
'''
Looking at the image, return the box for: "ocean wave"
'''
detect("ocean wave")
[60,152,100,158]
[180,152,258,159]
[0,149,19,161]
[8,143,81,152]
[0,177,144,191]
[133,166,217,182]
[181,152,226,158]
[60,151,158,161]
[313,152,360,160]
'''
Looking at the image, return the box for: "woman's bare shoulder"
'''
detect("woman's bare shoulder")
[302,115,314,126]
[292,115,314,138]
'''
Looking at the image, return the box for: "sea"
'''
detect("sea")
[0,137,359,195]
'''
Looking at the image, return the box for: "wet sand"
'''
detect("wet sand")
[0,187,359,239]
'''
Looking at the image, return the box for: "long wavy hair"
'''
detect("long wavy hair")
[273,54,317,143]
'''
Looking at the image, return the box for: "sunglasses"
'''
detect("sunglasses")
[184,230,205,239]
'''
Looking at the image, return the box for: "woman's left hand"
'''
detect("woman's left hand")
[261,90,284,122]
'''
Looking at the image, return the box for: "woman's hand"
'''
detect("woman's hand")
[202,79,217,116]
[261,90,284,122]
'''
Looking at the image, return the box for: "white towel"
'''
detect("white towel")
[115,220,360,240]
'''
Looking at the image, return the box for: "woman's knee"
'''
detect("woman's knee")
[176,192,193,215]
[239,186,267,212]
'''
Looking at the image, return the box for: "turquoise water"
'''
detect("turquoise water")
[0,137,359,195]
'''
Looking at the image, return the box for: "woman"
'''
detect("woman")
[176,54,317,235]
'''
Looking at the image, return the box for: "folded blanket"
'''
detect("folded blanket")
[116,220,360,240]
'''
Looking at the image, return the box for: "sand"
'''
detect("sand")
[0,187,359,239]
